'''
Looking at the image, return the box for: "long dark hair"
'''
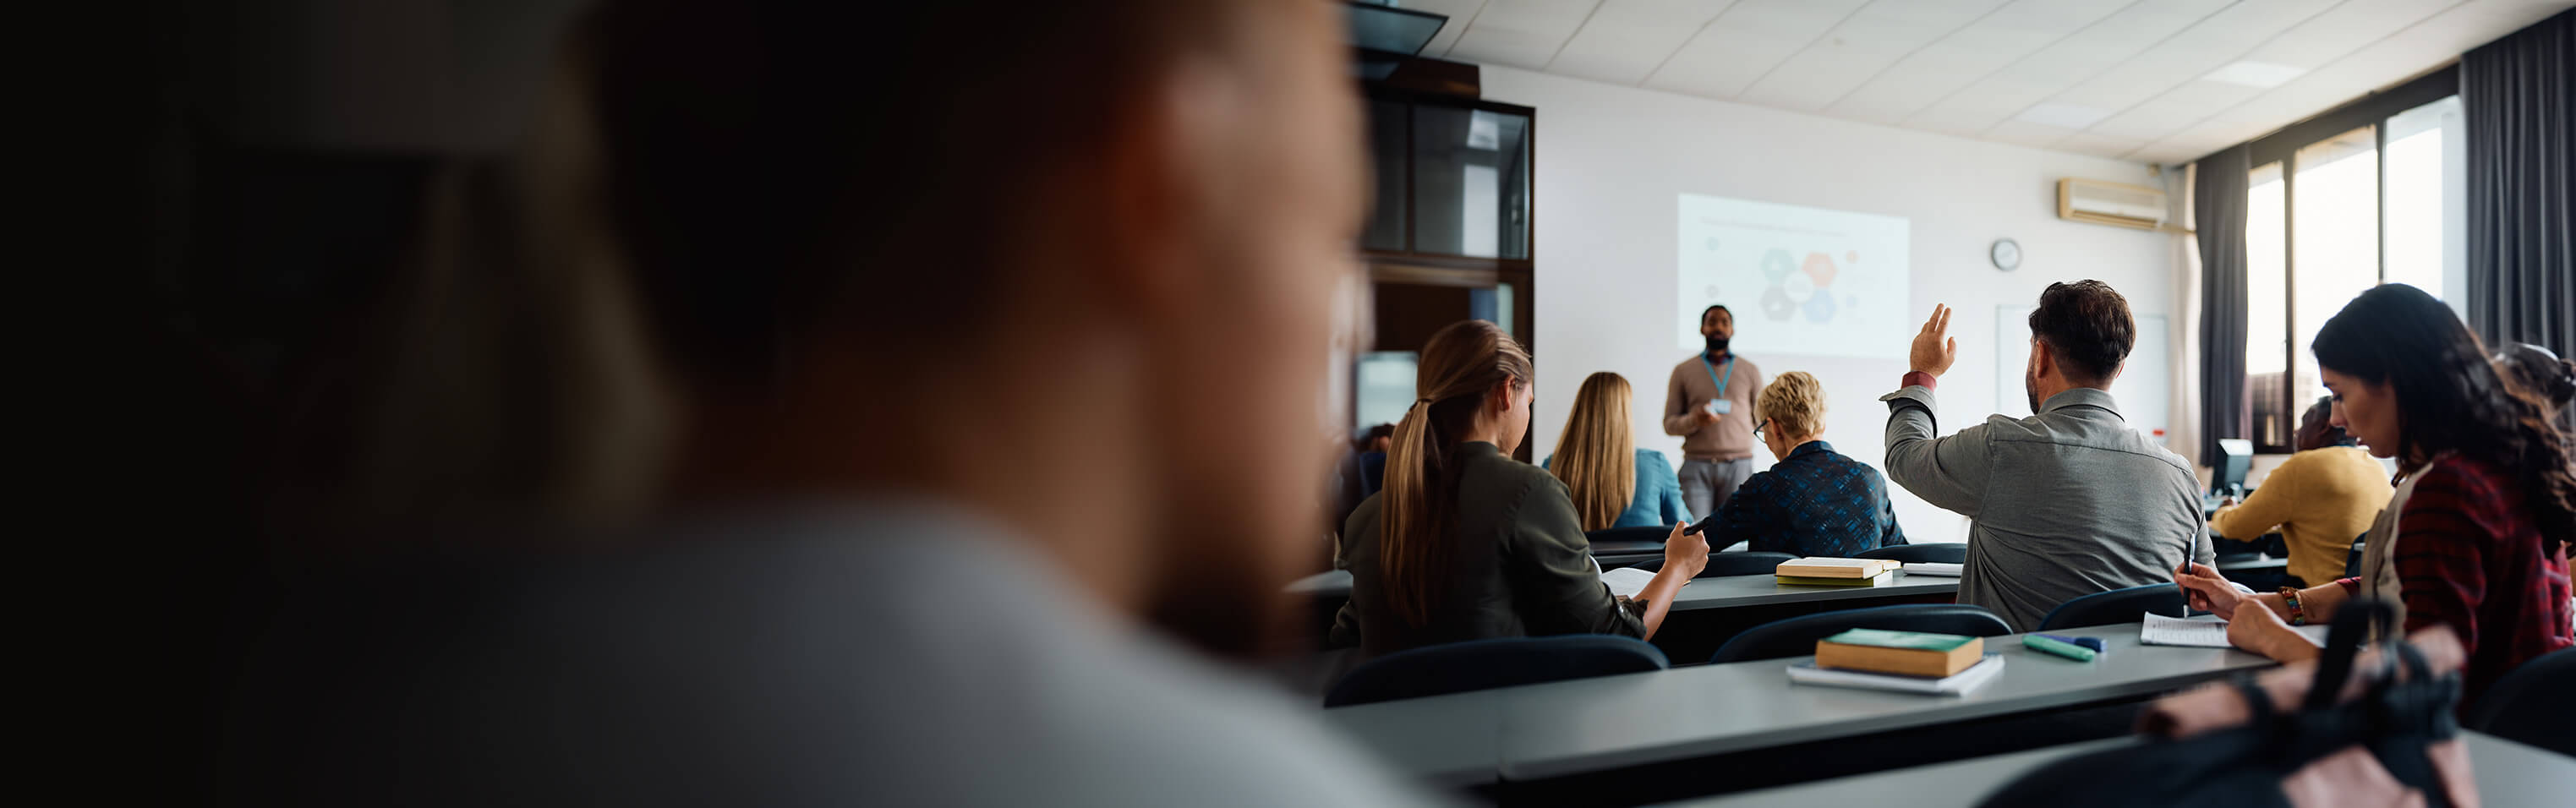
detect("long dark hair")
[2311,284,2576,555]
[1381,320,1532,627]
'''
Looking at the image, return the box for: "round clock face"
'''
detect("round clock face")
[1991,238,2021,271]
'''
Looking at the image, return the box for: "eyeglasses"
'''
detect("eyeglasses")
[1752,418,1770,439]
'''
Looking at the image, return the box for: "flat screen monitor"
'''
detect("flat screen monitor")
[2214,438,2254,495]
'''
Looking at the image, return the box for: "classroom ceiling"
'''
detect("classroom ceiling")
[1397,0,2573,166]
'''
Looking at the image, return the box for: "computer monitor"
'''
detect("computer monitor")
[1354,352,1419,436]
[2213,438,2254,496]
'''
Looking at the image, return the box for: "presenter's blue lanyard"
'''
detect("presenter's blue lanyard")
[1702,354,1736,399]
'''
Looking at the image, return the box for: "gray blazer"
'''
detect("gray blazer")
[1880,385,2213,631]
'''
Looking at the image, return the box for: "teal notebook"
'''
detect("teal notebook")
[1820,628,1977,652]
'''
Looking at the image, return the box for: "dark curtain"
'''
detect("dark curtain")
[2465,9,2575,360]
[2196,147,2251,469]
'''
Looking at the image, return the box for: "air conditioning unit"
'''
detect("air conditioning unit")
[2058,178,2168,230]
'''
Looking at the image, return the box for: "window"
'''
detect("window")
[2238,71,2461,452]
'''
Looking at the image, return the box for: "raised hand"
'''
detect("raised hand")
[1911,303,1959,377]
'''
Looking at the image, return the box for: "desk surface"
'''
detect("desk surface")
[1667,570,1956,611]
[1321,621,2273,784]
[1286,569,1957,609]
[1665,731,2573,808]
[2217,554,2289,572]
[1497,621,2268,779]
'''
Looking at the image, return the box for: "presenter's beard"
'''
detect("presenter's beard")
[2025,370,2041,412]
[1704,335,1730,355]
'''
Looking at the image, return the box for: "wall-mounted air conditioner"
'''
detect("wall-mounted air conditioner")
[2057,177,2168,230]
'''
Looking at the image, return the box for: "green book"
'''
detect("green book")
[1820,628,1977,652]
[1775,574,1890,587]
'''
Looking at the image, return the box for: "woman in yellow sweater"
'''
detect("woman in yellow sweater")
[2208,396,2393,586]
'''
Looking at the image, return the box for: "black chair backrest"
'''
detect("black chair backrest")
[1586,525,1671,545]
[2036,583,2188,631]
[2462,647,2576,756]
[1324,635,1669,707]
[1627,551,1797,578]
[2344,532,2368,577]
[1709,604,2012,663]
[1853,543,1966,564]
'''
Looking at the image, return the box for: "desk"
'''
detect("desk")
[1314,688,1503,787]
[1323,621,2272,786]
[1498,622,2269,779]
[1286,569,1350,597]
[1665,731,2573,808]
[2217,554,2288,573]
[1667,571,1957,612]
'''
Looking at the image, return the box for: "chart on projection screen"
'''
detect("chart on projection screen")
[1676,194,1911,357]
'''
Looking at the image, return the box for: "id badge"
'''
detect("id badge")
[1710,400,1733,415]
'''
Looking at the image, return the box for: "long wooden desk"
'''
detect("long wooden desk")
[1285,569,1958,611]
[1666,731,2573,808]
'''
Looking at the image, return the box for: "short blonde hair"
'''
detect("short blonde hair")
[1756,371,1826,439]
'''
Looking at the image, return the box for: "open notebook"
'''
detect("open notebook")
[2140,613,2332,647]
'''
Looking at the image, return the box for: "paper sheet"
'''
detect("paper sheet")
[2140,613,2331,647]
[1600,567,1658,599]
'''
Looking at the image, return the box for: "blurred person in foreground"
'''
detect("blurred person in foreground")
[218,1,1436,805]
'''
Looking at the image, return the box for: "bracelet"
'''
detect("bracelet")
[2278,587,2306,626]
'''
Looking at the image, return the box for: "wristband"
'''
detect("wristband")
[2278,587,2306,626]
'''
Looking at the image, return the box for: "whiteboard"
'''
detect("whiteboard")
[1995,306,2172,447]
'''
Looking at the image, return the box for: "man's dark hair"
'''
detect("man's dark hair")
[1354,423,1393,451]
[1701,304,1730,323]
[2026,280,2134,383]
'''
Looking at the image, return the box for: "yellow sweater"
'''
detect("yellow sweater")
[2209,446,2394,586]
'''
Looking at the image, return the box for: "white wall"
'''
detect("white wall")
[1485,67,2176,543]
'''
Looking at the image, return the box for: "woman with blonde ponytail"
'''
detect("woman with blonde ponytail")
[1543,372,1693,531]
[1338,321,1709,655]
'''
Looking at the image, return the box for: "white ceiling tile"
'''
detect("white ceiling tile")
[1732,0,2012,112]
[1900,0,2234,134]
[2055,132,2151,159]
[2014,101,2113,128]
[2239,0,2466,69]
[1445,0,1604,71]
[1640,0,1872,99]
[2041,0,2338,117]
[1545,0,1742,86]
[1824,0,2131,124]
[1400,0,1490,59]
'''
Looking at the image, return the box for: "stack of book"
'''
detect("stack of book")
[1786,628,2004,695]
[1774,557,1900,587]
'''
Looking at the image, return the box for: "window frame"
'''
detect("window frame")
[2232,67,2459,453]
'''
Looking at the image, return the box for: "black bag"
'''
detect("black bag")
[1976,601,2469,808]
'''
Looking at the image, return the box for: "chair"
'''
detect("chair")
[1627,551,1797,578]
[2462,647,2576,756]
[2035,583,2187,631]
[1709,604,2012,663]
[1323,635,1669,707]
[1854,543,1966,564]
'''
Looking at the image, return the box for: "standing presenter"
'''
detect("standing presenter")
[1665,304,1766,520]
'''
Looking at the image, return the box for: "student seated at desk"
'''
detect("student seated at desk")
[2209,396,2393,587]
[2177,284,2574,707]
[1696,371,1906,557]
[1340,320,1710,655]
[1881,282,2213,632]
[1542,371,1693,531]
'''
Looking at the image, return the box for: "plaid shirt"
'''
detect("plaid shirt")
[2337,456,2575,705]
[1702,440,1906,557]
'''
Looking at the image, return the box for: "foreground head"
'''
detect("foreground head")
[2024,280,2134,411]
[2294,395,2353,451]
[2312,283,2575,554]
[1701,304,1734,355]
[1382,319,1534,625]
[1755,371,1825,461]
[1551,371,1637,532]
[2497,342,2576,413]
[574,0,1365,655]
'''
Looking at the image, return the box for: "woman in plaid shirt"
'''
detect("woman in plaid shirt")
[2175,284,2574,708]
